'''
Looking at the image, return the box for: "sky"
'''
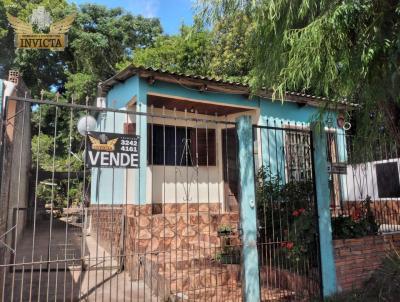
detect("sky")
[70,0,194,34]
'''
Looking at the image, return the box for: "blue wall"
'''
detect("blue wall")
[107,76,138,109]
[147,80,259,109]
[90,76,139,205]
[258,99,339,181]
[90,111,127,204]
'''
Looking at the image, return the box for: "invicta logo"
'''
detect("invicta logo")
[7,6,75,51]
[89,136,118,152]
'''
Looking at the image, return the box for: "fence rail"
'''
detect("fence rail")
[328,130,400,237]
[6,94,398,300]
[253,124,322,301]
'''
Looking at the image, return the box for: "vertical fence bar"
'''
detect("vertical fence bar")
[236,115,260,302]
[136,79,147,205]
[310,122,337,298]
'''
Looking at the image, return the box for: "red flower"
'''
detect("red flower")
[286,242,294,250]
[281,241,294,250]
[292,210,300,217]
[351,209,361,221]
[298,208,306,214]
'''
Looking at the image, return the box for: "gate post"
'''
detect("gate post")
[311,122,337,298]
[236,115,260,302]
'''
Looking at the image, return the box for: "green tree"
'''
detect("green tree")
[30,93,89,208]
[0,2,163,207]
[67,4,162,99]
[0,2,162,99]
[119,24,213,77]
[198,0,400,143]
[119,17,253,83]
[209,12,253,82]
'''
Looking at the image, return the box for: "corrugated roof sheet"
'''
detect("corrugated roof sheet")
[100,65,359,108]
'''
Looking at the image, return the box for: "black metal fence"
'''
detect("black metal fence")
[253,122,322,301]
[8,95,392,301]
[0,96,326,301]
[327,130,400,238]
[0,95,248,301]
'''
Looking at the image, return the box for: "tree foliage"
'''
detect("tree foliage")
[198,0,400,143]
[119,16,252,83]
[30,93,87,207]
[208,12,253,82]
[0,2,162,207]
[0,1,162,100]
[68,4,162,96]
[120,24,213,76]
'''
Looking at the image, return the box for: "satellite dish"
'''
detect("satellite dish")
[77,115,97,136]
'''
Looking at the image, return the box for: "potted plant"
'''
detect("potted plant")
[217,224,233,237]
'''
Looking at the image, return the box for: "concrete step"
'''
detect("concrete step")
[148,265,241,297]
[141,249,298,301]
[123,211,240,250]
[181,286,296,302]
[132,212,239,234]
[166,267,241,292]
[144,249,218,273]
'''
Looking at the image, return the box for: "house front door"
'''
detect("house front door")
[222,128,239,212]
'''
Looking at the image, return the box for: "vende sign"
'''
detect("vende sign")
[86,132,139,168]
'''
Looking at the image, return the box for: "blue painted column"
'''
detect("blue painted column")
[236,115,260,302]
[311,122,337,297]
[336,128,348,201]
[136,78,148,204]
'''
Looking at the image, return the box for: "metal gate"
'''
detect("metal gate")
[0,95,322,302]
[253,124,322,301]
[0,95,245,302]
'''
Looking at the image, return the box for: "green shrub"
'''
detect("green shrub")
[332,196,379,239]
[255,166,318,273]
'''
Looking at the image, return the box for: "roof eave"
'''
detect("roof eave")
[99,65,358,110]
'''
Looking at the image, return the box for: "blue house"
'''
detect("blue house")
[92,65,349,209]
[89,65,352,300]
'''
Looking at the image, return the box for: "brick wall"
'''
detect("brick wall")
[334,234,400,292]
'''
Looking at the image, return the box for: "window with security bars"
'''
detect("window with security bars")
[123,122,216,166]
[285,131,312,181]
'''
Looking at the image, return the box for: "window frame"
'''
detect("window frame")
[283,125,313,182]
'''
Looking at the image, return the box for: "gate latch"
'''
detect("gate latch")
[249,199,255,208]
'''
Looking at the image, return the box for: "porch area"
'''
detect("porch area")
[89,202,314,301]
[92,92,257,212]
[89,95,323,301]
